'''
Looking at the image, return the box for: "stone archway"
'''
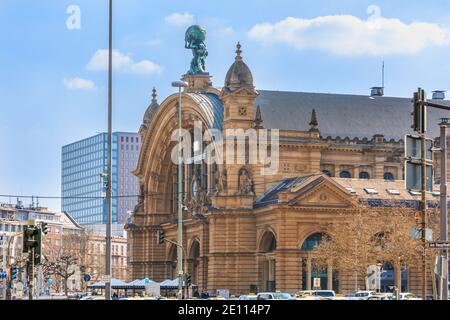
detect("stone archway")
[258,230,277,292]
[299,232,338,291]
[166,243,177,280]
[188,239,201,287]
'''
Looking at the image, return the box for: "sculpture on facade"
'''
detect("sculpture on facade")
[185,25,208,75]
[215,167,228,195]
[188,172,211,216]
[237,167,255,196]
[134,184,145,213]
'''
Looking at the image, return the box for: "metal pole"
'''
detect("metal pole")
[440,121,449,300]
[421,133,428,300]
[105,0,113,301]
[2,236,7,300]
[28,247,34,300]
[177,87,184,300]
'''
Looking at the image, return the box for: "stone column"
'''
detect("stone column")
[306,257,312,291]
[327,264,333,290]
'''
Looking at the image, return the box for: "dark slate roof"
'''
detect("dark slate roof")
[256,90,450,140]
[254,175,314,209]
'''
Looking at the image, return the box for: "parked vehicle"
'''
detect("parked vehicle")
[398,293,421,300]
[354,291,377,300]
[296,290,336,300]
[367,294,393,301]
[257,292,295,300]
[238,295,257,300]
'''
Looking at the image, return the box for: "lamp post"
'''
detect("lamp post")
[105,0,113,301]
[172,81,188,300]
[439,118,449,301]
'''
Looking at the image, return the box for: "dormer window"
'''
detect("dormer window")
[364,188,378,195]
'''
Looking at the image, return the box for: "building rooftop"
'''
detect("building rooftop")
[254,174,445,209]
[256,90,450,140]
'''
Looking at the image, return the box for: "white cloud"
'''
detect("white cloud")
[63,78,96,91]
[219,26,234,37]
[87,49,163,74]
[165,12,194,27]
[248,15,450,55]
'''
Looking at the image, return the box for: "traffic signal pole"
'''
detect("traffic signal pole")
[421,133,427,300]
[411,88,450,299]
[28,247,34,300]
[440,120,449,301]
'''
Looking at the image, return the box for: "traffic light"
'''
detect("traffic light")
[22,225,43,264]
[23,225,38,253]
[411,88,427,134]
[34,228,43,265]
[156,230,165,245]
[41,222,50,235]
[10,266,18,280]
[186,272,191,287]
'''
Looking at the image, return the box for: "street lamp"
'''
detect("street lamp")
[105,0,113,301]
[172,80,188,300]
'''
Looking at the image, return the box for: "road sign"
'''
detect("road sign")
[405,162,433,192]
[405,135,434,192]
[429,242,450,249]
[406,135,433,160]
[313,278,321,288]
[84,274,91,282]
[410,228,433,241]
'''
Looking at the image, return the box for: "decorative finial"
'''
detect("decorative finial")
[152,87,157,102]
[254,105,263,129]
[236,42,242,61]
[309,109,319,132]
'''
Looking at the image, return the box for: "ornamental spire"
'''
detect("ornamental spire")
[151,87,157,102]
[254,105,263,129]
[309,109,319,132]
[235,42,242,61]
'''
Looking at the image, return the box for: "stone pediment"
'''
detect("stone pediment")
[285,176,356,208]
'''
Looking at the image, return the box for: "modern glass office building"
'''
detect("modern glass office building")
[61,132,141,225]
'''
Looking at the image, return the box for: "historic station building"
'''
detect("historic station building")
[127,32,450,295]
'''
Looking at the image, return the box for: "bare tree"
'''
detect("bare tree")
[311,204,439,292]
[45,255,78,296]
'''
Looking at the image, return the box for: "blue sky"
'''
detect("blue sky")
[2,0,450,211]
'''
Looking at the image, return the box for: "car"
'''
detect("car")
[257,292,295,300]
[238,295,258,300]
[367,294,394,301]
[296,290,336,300]
[354,291,377,300]
[398,293,421,300]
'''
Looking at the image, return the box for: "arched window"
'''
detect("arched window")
[384,172,394,181]
[340,171,351,179]
[301,233,326,252]
[359,172,370,180]
[322,170,333,177]
[300,233,337,291]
